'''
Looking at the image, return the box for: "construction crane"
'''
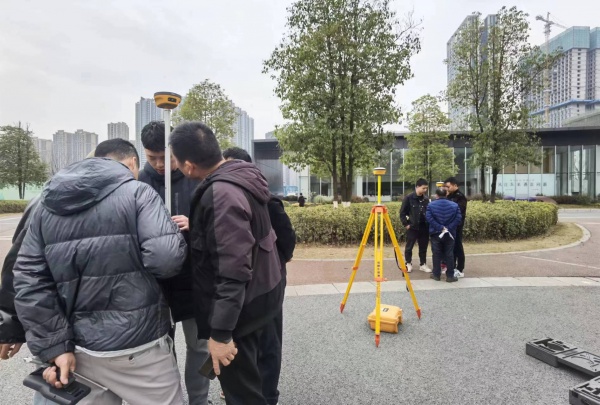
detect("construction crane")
[536,13,568,127]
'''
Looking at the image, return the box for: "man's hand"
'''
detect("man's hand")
[0,343,23,360]
[208,338,238,376]
[43,353,76,388]
[171,215,189,232]
[406,225,411,230]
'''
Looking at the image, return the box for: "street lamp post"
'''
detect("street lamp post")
[153,91,182,213]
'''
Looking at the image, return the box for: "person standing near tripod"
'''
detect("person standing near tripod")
[399,179,432,273]
[444,177,467,278]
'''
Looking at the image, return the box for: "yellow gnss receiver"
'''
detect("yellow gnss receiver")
[153,92,182,110]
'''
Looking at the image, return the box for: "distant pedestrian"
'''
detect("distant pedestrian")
[426,187,462,282]
[399,179,431,273]
[444,177,467,278]
[298,193,306,207]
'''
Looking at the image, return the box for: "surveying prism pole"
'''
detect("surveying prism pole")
[340,167,421,347]
[153,92,182,213]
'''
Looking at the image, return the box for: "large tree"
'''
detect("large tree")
[400,95,457,187]
[0,124,48,199]
[264,0,420,201]
[174,79,237,148]
[446,7,558,202]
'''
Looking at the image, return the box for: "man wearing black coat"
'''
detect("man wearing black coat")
[223,147,296,405]
[140,121,209,405]
[444,177,468,278]
[399,179,432,273]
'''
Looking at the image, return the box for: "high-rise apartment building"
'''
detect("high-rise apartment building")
[447,14,497,131]
[52,129,98,172]
[135,97,163,166]
[107,122,130,140]
[31,137,53,173]
[530,27,600,128]
[232,106,255,157]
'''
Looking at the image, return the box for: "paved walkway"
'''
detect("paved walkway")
[286,210,600,285]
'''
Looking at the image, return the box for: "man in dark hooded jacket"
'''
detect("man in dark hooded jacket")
[139,121,209,405]
[13,139,187,405]
[170,122,284,405]
[222,146,296,405]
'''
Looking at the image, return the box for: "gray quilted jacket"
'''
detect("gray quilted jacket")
[13,158,186,362]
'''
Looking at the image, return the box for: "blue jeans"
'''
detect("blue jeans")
[431,233,455,278]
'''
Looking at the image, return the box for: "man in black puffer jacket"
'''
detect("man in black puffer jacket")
[171,122,284,405]
[139,121,209,405]
[14,139,187,405]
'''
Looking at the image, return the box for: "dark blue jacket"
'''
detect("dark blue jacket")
[426,198,462,237]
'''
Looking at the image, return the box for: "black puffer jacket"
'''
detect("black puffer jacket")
[139,162,199,322]
[0,196,40,344]
[190,160,283,343]
[13,158,186,362]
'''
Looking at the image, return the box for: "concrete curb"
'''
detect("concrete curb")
[285,276,600,297]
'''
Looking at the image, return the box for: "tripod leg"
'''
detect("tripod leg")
[383,212,422,320]
[374,210,384,347]
[340,211,375,313]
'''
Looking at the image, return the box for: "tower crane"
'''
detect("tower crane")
[536,13,568,127]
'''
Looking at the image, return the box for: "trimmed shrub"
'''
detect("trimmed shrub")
[0,200,29,214]
[286,201,558,244]
[551,195,592,205]
[313,195,333,204]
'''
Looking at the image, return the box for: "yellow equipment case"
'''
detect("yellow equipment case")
[367,305,403,334]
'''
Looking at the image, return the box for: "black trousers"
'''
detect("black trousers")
[454,225,465,271]
[258,310,283,405]
[404,227,429,266]
[219,328,267,405]
[431,233,455,278]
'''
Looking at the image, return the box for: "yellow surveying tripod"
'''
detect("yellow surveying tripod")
[340,167,422,347]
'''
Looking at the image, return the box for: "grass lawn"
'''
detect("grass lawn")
[557,204,600,209]
[292,222,583,259]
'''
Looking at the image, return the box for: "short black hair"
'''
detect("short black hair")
[435,187,447,197]
[223,147,252,163]
[169,122,222,169]
[95,139,140,168]
[444,177,459,186]
[141,121,172,152]
[416,178,428,187]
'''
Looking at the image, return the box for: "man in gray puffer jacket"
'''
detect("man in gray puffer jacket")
[14,139,187,405]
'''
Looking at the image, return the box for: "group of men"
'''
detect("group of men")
[400,178,468,282]
[0,121,295,405]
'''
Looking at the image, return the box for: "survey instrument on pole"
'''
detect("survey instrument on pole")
[339,167,422,347]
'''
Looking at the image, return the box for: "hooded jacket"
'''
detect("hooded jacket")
[189,160,283,343]
[139,162,199,322]
[13,158,186,362]
[0,196,40,344]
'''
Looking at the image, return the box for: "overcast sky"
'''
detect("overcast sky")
[0,0,596,141]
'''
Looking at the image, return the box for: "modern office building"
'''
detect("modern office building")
[52,129,98,172]
[531,27,600,128]
[107,122,130,140]
[254,127,600,199]
[135,97,163,166]
[233,107,255,157]
[447,14,497,131]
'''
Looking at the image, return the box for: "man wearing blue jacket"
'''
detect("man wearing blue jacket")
[426,187,462,282]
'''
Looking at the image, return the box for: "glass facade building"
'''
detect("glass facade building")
[254,128,600,199]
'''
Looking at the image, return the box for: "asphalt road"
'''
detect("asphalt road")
[1,287,599,404]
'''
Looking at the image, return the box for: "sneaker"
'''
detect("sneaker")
[420,264,432,273]
[455,270,465,278]
[429,274,440,281]
[406,263,412,273]
[446,277,459,283]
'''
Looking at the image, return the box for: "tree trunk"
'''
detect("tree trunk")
[490,168,499,203]
[479,164,487,201]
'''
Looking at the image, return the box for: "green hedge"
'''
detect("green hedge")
[0,200,29,214]
[286,201,558,244]
[550,195,593,205]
